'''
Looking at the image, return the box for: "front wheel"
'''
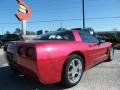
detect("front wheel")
[106,47,114,62]
[62,54,84,87]
[0,41,3,48]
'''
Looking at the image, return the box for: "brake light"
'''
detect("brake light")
[18,46,36,60]
[18,46,28,57]
[26,47,36,60]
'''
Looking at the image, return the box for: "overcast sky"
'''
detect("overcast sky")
[0,0,120,34]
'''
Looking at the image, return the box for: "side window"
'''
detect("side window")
[79,32,99,43]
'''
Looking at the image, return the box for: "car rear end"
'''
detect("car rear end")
[4,30,81,84]
[4,41,40,81]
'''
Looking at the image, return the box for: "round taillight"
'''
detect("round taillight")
[18,46,28,56]
[27,47,36,59]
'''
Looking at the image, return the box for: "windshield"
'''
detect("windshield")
[33,31,75,41]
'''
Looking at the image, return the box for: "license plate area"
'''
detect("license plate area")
[7,53,17,64]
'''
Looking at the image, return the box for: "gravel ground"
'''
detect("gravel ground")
[0,49,3,55]
[0,49,120,90]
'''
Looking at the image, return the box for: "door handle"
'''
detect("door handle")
[89,45,93,47]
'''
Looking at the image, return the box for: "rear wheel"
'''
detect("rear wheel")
[62,54,84,87]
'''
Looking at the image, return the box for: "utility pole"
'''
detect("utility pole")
[22,20,27,35]
[60,22,63,31]
[1,27,4,34]
[82,0,85,28]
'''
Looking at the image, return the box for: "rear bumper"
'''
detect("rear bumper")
[9,62,39,81]
[5,52,62,84]
[5,52,41,82]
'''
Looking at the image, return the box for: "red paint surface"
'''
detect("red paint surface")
[5,30,112,84]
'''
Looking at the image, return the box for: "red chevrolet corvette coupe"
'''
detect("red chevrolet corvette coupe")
[4,30,114,87]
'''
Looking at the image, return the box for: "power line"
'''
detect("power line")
[1,16,120,24]
[0,22,19,25]
[86,16,120,20]
[87,3,120,8]
[28,19,82,23]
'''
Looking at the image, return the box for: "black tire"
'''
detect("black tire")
[62,54,84,87]
[106,47,114,62]
[0,41,3,48]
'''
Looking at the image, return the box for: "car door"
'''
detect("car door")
[87,42,108,64]
[78,31,107,65]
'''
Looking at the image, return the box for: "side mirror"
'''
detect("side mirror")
[95,35,105,44]
[99,39,105,44]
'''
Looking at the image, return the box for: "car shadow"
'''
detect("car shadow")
[0,66,65,90]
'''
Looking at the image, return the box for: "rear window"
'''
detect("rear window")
[7,34,18,39]
[33,31,75,41]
